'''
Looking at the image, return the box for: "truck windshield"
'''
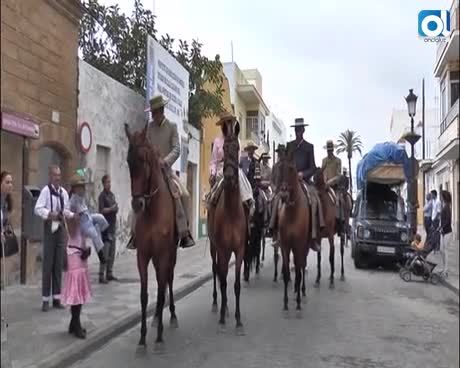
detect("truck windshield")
[363,199,404,221]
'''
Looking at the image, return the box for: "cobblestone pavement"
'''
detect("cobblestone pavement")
[70,245,459,368]
[1,238,214,368]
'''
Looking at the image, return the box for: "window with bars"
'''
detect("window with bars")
[450,71,459,107]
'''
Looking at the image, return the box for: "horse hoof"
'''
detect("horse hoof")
[295,309,302,319]
[329,283,335,290]
[282,309,289,319]
[256,273,260,280]
[211,304,218,313]
[135,344,147,356]
[151,317,158,327]
[236,325,246,336]
[218,324,227,334]
[340,275,345,282]
[170,317,179,329]
[314,281,320,288]
[137,339,146,348]
[153,341,165,354]
[260,262,264,268]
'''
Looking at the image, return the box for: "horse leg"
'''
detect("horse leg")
[295,266,302,311]
[314,248,321,287]
[168,268,178,328]
[261,232,265,262]
[137,255,149,346]
[329,236,335,289]
[302,267,307,297]
[218,254,230,330]
[243,237,250,283]
[281,248,290,311]
[211,245,218,313]
[154,267,167,346]
[255,234,261,276]
[274,246,279,282]
[340,234,345,281]
[234,251,245,335]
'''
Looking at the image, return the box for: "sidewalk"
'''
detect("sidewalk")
[1,238,217,368]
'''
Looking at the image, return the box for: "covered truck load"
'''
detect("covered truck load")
[356,142,411,190]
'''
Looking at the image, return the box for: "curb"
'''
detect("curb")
[35,260,235,368]
[440,278,460,297]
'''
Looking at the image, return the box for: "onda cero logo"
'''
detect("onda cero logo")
[418,10,451,42]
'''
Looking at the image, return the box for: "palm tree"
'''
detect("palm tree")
[336,130,363,195]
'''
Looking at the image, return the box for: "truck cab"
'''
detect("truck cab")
[351,183,410,268]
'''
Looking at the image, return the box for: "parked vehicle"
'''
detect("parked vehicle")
[351,143,411,268]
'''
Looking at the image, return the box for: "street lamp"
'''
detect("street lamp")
[404,89,421,240]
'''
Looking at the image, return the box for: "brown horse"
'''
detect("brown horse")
[124,124,178,348]
[207,119,247,335]
[312,167,342,288]
[277,153,311,311]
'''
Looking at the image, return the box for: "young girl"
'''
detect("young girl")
[439,190,452,278]
[62,176,93,339]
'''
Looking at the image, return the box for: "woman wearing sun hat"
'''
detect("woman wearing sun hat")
[208,111,254,214]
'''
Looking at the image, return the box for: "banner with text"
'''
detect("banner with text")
[146,35,189,173]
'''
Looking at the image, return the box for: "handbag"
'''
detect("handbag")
[68,245,91,261]
[1,223,19,258]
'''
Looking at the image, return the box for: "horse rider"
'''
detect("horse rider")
[127,95,195,249]
[259,152,272,226]
[270,144,286,194]
[239,141,259,190]
[269,118,324,252]
[321,139,343,219]
[208,111,255,216]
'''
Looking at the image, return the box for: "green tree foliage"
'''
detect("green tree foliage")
[79,0,224,128]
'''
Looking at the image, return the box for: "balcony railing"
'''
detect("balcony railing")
[440,98,460,135]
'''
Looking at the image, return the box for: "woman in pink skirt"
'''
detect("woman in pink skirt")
[62,175,92,339]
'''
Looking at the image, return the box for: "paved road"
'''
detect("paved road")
[71,248,459,368]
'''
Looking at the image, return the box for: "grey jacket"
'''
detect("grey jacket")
[146,117,180,168]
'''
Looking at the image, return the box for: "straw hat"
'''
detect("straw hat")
[323,140,337,150]
[216,111,237,126]
[144,95,168,112]
[290,118,309,128]
[69,173,88,187]
[260,152,271,160]
[244,140,259,151]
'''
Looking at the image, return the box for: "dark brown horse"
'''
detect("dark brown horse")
[277,153,311,311]
[312,167,343,288]
[207,119,247,335]
[124,124,178,348]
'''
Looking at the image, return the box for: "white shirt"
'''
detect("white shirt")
[34,185,73,221]
[431,198,441,221]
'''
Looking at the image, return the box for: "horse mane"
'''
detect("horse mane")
[222,135,240,188]
[127,131,161,172]
[313,167,326,190]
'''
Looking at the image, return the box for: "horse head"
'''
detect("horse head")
[124,123,161,213]
[313,166,326,191]
[221,119,241,189]
[278,150,298,205]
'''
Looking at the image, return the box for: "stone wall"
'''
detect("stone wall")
[77,60,145,260]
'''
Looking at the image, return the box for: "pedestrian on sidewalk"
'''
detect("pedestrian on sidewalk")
[423,192,433,242]
[431,190,442,252]
[438,190,452,278]
[61,196,91,340]
[34,165,75,312]
[98,174,118,284]
[1,171,18,260]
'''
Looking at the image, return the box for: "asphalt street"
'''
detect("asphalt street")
[71,247,459,368]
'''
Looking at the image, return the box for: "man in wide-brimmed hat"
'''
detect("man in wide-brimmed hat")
[240,140,259,189]
[270,144,286,193]
[127,94,195,249]
[268,118,323,251]
[321,140,342,188]
[259,152,272,190]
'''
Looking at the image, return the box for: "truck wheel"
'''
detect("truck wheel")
[354,250,366,269]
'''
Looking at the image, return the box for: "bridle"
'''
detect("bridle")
[128,142,160,205]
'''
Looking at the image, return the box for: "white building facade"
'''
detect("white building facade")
[265,112,286,166]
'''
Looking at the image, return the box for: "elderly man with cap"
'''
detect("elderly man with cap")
[239,141,259,190]
[127,95,195,249]
[269,119,324,251]
[208,111,254,215]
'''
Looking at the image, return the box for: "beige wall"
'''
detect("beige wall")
[0,0,81,284]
